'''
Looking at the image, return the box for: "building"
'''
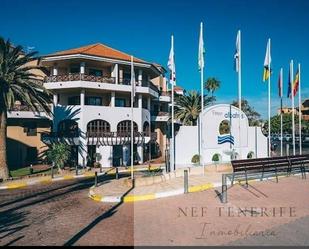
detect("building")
[6,60,52,169]
[40,43,171,168]
[277,98,309,121]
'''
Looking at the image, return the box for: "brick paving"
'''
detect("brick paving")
[1,172,309,246]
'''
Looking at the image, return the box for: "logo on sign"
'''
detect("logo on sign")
[218,134,234,145]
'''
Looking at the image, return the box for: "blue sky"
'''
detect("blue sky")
[1,0,308,119]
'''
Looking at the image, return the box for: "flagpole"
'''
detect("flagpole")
[280,68,283,156]
[298,63,302,155]
[200,22,204,167]
[268,38,271,157]
[238,30,242,159]
[291,60,296,155]
[170,35,175,172]
[130,56,134,180]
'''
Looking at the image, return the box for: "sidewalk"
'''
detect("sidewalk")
[0,164,164,190]
[89,171,224,203]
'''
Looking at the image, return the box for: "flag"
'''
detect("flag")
[130,56,136,98]
[167,35,176,85]
[263,39,271,82]
[234,30,240,72]
[278,68,283,98]
[287,64,292,98]
[198,22,205,71]
[293,69,300,97]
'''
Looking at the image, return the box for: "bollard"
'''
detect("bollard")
[51,162,55,179]
[115,167,119,180]
[30,164,33,175]
[221,174,227,203]
[94,171,98,187]
[100,166,102,173]
[184,170,188,193]
[75,164,78,176]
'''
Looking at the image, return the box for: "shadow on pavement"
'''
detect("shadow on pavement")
[63,180,135,246]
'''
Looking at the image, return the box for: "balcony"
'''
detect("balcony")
[45,73,115,84]
[151,111,169,122]
[7,104,51,119]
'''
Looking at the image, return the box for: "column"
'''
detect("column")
[111,92,115,107]
[80,62,85,74]
[123,145,130,166]
[147,97,151,111]
[119,69,123,84]
[80,89,85,106]
[53,94,58,106]
[138,69,143,86]
[52,65,58,76]
[138,94,142,109]
[112,64,119,84]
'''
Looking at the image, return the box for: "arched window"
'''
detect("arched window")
[117,120,138,133]
[87,120,110,134]
[143,121,150,135]
[58,120,78,137]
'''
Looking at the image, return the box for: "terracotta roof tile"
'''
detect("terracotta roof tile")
[46,43,146,63]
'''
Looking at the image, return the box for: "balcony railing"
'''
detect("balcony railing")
[152,111,169,116]
[9,104,51,112]
[44,74,116,84]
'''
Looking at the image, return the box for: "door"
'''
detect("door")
[113,145,123,167]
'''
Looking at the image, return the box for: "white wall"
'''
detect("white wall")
[175,104,268,167]
[175,126,199,167]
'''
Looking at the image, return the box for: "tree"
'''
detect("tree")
[0,37,51,180]
[263,113,309,134]
[46,142,71,173]
[205,77,221,100]
[174,90,214,126]
[231,99,262,126]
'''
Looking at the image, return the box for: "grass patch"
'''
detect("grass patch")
[9,166,51,178]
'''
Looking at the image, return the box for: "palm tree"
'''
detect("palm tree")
[0,37,52,180]
[205,77,220,104]
[174,90,214,126]
[46,142,71,174]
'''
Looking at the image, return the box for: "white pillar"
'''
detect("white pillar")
[53,94,58,106]
[137,144,143,164]
[147,97,151,110]
[52,66,58,76]
[111,92,115,107]
[119,69,123,84]
[112,64,119,84]
[80,62,85,74]
[80,89,85,106]
[138,94,142,109]
[123,145,130,166]
[138,69,143,86]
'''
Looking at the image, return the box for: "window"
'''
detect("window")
[117,120,138,133]
[85,96,102,106]
[70,66,80,74]
[68,96,80,105]
[115,98,126,107]
[23,122,37,136]
[87,120,110,134]
[88,68,103,77]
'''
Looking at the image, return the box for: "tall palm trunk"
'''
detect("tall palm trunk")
[0,109,9,180]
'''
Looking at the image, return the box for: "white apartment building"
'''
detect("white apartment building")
[40,43,170,168]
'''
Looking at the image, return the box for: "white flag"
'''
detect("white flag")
[130,56,136,98]
[167,35,176,85]
[198,22,205,71]
[234,30,240,72]
[263,38,271,82]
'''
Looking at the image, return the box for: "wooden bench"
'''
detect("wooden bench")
[230,154,309,185]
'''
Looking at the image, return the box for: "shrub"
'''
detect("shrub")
[247,151,254,159]
[191,154,200,164]
[212,153,220,162]
[46,142,71,172]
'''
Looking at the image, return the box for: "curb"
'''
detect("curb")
[88,173,302,203]
[0,166,163,190]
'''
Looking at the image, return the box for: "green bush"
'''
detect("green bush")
[212,153,220,162]
[191,154,200,164]
[46,142,71,172]
[247,151,254,159]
